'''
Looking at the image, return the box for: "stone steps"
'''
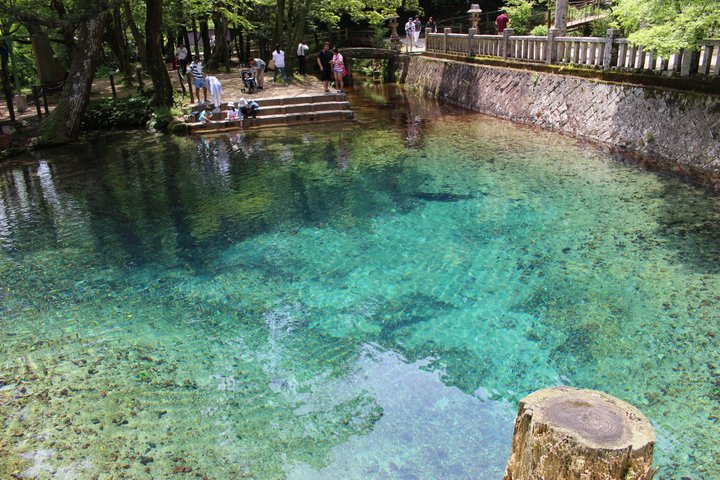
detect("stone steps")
[185,93,354,134]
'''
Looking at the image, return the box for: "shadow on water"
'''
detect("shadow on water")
[606,149,720,275]
[0,126,438,276]
[652,185,720,275]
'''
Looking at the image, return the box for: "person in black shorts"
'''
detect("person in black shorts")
[317,41,334,93]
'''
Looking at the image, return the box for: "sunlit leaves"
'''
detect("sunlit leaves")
[612,0,720,55]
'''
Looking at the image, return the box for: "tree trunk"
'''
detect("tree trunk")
[106,5,134,85]
[165,30,176,61]
[504,387,656,480]
[36,10,109,147]
[234,29,242,62]
[123,0,147,70]
[179,26,190,52]
[199,19,211,62]
[273,0,285,47]
[206,13,228,71]
[145,0,173,106]
[284,0,311,74]
[51,0,75,62]
[191,17,200,57]
[1,42,13,120]
[553,0,569,35]
[27,27,65,86]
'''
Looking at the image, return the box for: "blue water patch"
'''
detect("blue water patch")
[0,85,719,479]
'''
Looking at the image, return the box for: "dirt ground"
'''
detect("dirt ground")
[0,66,335,124]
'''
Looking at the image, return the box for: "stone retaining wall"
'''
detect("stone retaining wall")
[405,56,720,189]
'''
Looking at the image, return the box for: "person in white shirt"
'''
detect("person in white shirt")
[205,76,222,109]
[271,45,287,85]
[175,43,189,75]
[296,40,309,75]
[405,17,416,52]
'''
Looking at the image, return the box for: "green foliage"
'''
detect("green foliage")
[612,0,720,56]
[503,0,543,35]
[83,97,153,130]
[328,0,420,26]
[530,24,547,36]
[566,1,608,24]
[355,59,383,78]
[148,104,184,131]
[590,16,613,37]
[9,40,40,90]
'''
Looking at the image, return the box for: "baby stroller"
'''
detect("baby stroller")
[240,69,257,94]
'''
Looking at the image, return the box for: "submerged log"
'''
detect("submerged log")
[504,387,656,480]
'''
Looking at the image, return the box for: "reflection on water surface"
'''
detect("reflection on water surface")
[1,85,719,479]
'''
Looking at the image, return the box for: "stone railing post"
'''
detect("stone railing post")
[603,28,618,70]
[443,27,451,53]
[680,48,700,76]
[546,27,559,64]
[468,28,477,56]
[504,387,656,480]
[501,28,514,58]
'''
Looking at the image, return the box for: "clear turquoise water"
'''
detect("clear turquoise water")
[1,85,719,479]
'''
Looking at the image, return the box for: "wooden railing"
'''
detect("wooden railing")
[425,28,720,78]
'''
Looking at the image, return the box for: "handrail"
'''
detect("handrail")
[425,29,720,78]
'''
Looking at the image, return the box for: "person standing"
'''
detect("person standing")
[404,17,416,51]
[175,43,188,75]
[249,57,266,89]
[296,40,309,75]
[496,10,510,33]
[317,41,333,93]
[271,45,288,85]
[427,17,437,34]
[330,47,345,94]
[413,17,422,46]
[205,76,222,108]
[188,55,207,102]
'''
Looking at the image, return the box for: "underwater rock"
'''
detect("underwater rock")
[408,191,475,202]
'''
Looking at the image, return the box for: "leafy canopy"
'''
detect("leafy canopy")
[503,0,545,35]
[612,0,720,55]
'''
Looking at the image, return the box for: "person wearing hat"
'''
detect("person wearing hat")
[226,101,239,121]
[237,98,259,119]
[404,17,416,52]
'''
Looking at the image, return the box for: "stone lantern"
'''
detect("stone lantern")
[467,4,483,31]
[388,15,401,51]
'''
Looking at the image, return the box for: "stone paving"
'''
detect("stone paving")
[0,69,335,123]
[173,70,335,110]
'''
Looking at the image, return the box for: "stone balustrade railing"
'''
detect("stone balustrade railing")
[426,28,720,78]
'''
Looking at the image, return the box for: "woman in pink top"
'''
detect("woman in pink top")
[330,48,345,93]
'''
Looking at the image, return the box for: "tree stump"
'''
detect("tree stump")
[504,387,656,480]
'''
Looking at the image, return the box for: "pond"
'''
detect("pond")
[1,84,719,479]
